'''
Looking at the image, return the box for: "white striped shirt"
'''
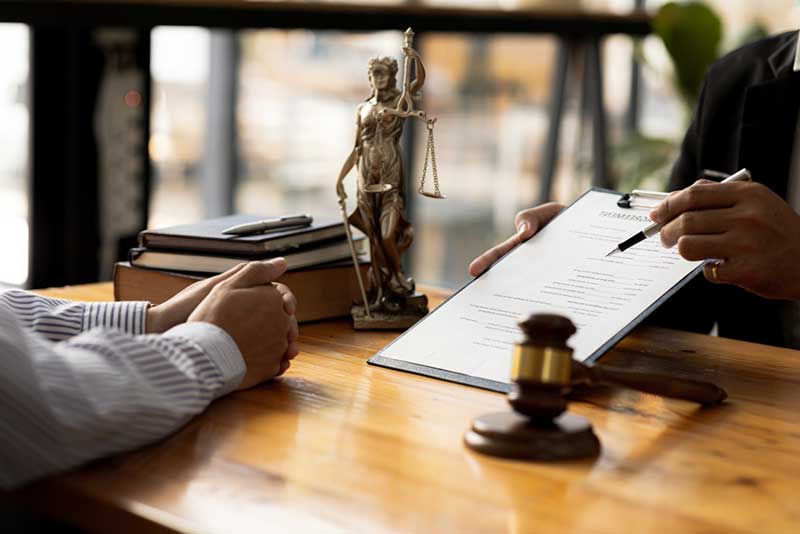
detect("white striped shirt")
[0,289,245,490]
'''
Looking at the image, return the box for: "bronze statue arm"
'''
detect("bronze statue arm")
[406,48,426,98]
[380,49,429,123]
[336,111,363,201]
[336,149,357,202]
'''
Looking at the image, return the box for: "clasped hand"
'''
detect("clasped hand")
[470,179,800,301]
[146,259,299,389]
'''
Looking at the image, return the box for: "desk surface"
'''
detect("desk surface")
[0,0,650,34]
[12,282,800,533]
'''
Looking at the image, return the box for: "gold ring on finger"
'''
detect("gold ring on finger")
[709,261,720,282]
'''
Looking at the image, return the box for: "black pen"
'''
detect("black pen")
[605,168,752,257]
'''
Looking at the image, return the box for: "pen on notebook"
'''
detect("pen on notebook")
[605,168,752,257]
[222,214,313,236]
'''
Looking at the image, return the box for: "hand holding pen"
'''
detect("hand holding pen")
[612,169,800,300]
[607,169,752,257]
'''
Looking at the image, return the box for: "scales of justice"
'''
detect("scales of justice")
[335,28,445,330]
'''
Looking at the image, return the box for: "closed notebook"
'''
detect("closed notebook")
[129,237,367,274]
[138,214,347,256]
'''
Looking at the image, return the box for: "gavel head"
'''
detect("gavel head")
[508,314,577,420]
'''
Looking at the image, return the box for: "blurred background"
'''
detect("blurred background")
[1,0,798,289]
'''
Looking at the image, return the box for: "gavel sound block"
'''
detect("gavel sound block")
[464,314,727,461]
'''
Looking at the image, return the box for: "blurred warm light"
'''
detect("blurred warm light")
[151,26,209,83]
[149,28,208,229]
[0,212,28,286]
[0,23,29,286]
[125,89,142,108]
[148,132,174,163]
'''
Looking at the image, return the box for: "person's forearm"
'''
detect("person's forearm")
[0,288,149,341]
[0,303,244,490]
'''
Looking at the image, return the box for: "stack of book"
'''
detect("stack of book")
[114,214,369,323]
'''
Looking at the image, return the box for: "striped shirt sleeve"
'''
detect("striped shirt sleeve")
[0,296,245,490]
[0,288,149,341]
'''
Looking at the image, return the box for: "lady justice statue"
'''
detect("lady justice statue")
[335,28,445,330]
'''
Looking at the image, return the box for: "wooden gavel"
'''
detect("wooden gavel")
[509,314,727,420]
[465,313,727,460]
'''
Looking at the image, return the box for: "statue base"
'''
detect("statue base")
[351,292,429,330]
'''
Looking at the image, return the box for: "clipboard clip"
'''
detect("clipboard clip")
[617,190,668,210]
[617,169,745,209]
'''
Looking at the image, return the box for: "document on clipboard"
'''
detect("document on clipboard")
[368,189,705,393]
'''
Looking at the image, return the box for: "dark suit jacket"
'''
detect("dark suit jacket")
[646,30,800,348]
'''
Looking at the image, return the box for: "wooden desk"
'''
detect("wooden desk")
[8,282,800,532]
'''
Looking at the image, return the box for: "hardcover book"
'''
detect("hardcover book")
[129,238,367,274]
[114,261,370,324]
[138,214,348,256]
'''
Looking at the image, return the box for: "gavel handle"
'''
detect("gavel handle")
[588,365,727,406]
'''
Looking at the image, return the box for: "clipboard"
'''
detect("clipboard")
[367,188,706,394]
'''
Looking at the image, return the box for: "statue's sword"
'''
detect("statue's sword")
[399,28,415,111]
[338,196,372,319]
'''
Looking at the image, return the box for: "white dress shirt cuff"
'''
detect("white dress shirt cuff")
[164,322,246,398]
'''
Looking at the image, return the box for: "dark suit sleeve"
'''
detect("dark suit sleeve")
[668,77,709,191]
[645,34,797,347]
[644,77,716,335]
